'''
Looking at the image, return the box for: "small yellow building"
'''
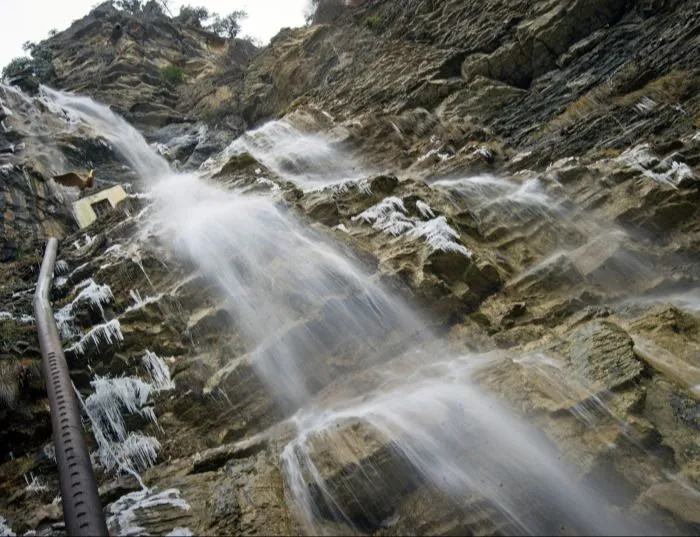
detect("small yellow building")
[72,186,128,229]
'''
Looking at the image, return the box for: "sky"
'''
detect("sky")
[0,0,310,71]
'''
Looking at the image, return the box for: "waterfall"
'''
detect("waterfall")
[203,120,367,189]
[40,86,171,181]
[37,88,662,536]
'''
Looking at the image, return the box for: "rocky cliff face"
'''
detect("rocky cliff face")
[1,0,700,536]
[43,1,257,131]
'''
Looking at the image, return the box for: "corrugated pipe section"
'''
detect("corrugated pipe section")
[34,238,108,536]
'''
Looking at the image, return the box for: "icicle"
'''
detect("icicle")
[74,385,147,484]
[131,253,154,288]
[106,488,190,537]
[352,196,416,236]
[86,376,156,441]
[55,304,76,339]
[353,196,406,222]
[141,351,175,391]
[634,96,657,115]
[416,200,435,219]
[23,473,48,494]
[54,278,114,339]
[409,216,472,257]
[417,148,452,163]
[72,278,114,319]
[167,529,194,537]
[0,312,34,324]
[617,144,696,189]
[124,293,163,314]
[129,289,143,306]
[82,376,163,475]
[255,177,280,191]
[112,434,160,473]
[0,517,15,537]
[474,146,493,159]
[358,179,372,195]
[66,319,123,356]
[11,287,34,299]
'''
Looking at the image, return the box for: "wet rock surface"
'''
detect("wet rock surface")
[1,0,700,535]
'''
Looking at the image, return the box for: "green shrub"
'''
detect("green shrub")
[2,41,55,83]
[177,5,210,26]
[2,57,34,80]
[468,311,491,327]
[161,65,185,85]
[364,15,382,29]
[30,46,55,80]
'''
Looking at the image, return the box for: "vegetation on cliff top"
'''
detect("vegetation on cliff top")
[2,0,249,85]
[115,0,248,38]
[1,41,55,83]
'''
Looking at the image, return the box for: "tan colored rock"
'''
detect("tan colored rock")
[568,321,642,391]
[301,419,418,527]
[641,482,700,525]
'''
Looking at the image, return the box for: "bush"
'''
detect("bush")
[2,57,34,80]
[115,0,168,16]
[115,0,143,13]
[30,45,55,80]
[177,5,210,26]
[1,44,55,83]
[365,15,382,29]
[308,0,347,24]
[161,65,184,85]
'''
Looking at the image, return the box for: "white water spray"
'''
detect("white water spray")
[38,88,672,536]
[40,86,171,180]
[203,120,366,189]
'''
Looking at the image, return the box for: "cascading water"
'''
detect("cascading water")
[149,172,429,407]
[434,173,665,295]
[282,356,652,536]
[40,86,171,181]
[39,88,672,535]
[203,120,367,189]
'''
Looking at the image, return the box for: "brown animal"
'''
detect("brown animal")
[53,169,95,190]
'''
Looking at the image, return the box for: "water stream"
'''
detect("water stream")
[202,120,367,189]
[37,88,677,535]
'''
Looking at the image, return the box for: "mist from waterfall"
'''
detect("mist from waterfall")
[38,88,666,536]
[40,86,171,181]
[149,172,429,406]
[203,120,367,189]
[283,355,654,536]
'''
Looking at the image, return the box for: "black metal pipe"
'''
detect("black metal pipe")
[34,238,108,536]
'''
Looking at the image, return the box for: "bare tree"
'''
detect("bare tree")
[210,10,247,39]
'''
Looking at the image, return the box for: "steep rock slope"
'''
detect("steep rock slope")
[242,0,700,173]
[1,1,700,536]
[1,2,257,259]
[43,1,257,132]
